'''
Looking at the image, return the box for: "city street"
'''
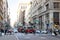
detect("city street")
[0,35,18,40]
[0,0,60,40]
[14,33,60,40]
[0,33,60,40]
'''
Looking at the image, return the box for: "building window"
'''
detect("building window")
[0,15,3,20]
[53,2,60,9]
[46,13,49,20]
[38,6,42,10]
[46,0,49,2]
[53,12,59,25]
[39,16,42,29]
[45,13,49,24]
[46,4,49,10]
[33,18,36,24]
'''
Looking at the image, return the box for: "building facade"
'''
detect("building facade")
[0,0,3,21]
[0,0,9,30]
[0,0,3,29]
[29,0,60,31]
[25,1,32,27]
[0,0,8,22]
[17,2,31,27]
[3,0,8,22]
[17,10,25,26]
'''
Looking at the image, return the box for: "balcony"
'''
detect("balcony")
[0,6,3,11]
[45,0,50,3]
[52,0,60,1]
[0,15,3,20]
[0,9,3,17]
[46,0,49,2]
[45,0,60,2]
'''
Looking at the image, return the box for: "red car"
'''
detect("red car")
[25,27,35,33]
[18,27,22,32]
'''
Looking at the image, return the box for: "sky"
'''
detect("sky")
[8,0,19,27]
[8,0,31,27]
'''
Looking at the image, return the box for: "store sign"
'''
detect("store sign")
[35,19,39,24]
[18,23,23,26]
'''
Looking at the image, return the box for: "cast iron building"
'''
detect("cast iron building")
[29,0,60,31]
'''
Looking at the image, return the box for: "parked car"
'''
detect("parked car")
[25,27,35,33]
[18,27,25,33]
[41,30,47,34]
[13,29,18,33]
[35,30,41,34]
[7,29,13,35]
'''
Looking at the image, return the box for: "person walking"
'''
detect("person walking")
[5,29,7,35]
[53,24,58,36]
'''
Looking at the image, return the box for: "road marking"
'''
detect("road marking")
[40,37,46,39]
[14,35,19,40]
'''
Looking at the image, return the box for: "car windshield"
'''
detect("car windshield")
[27,27,33,29]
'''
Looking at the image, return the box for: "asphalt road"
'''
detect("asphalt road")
[0,35,18,40]
[14,33,60,40]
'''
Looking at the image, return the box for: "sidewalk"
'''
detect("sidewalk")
[0,35,18,40]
